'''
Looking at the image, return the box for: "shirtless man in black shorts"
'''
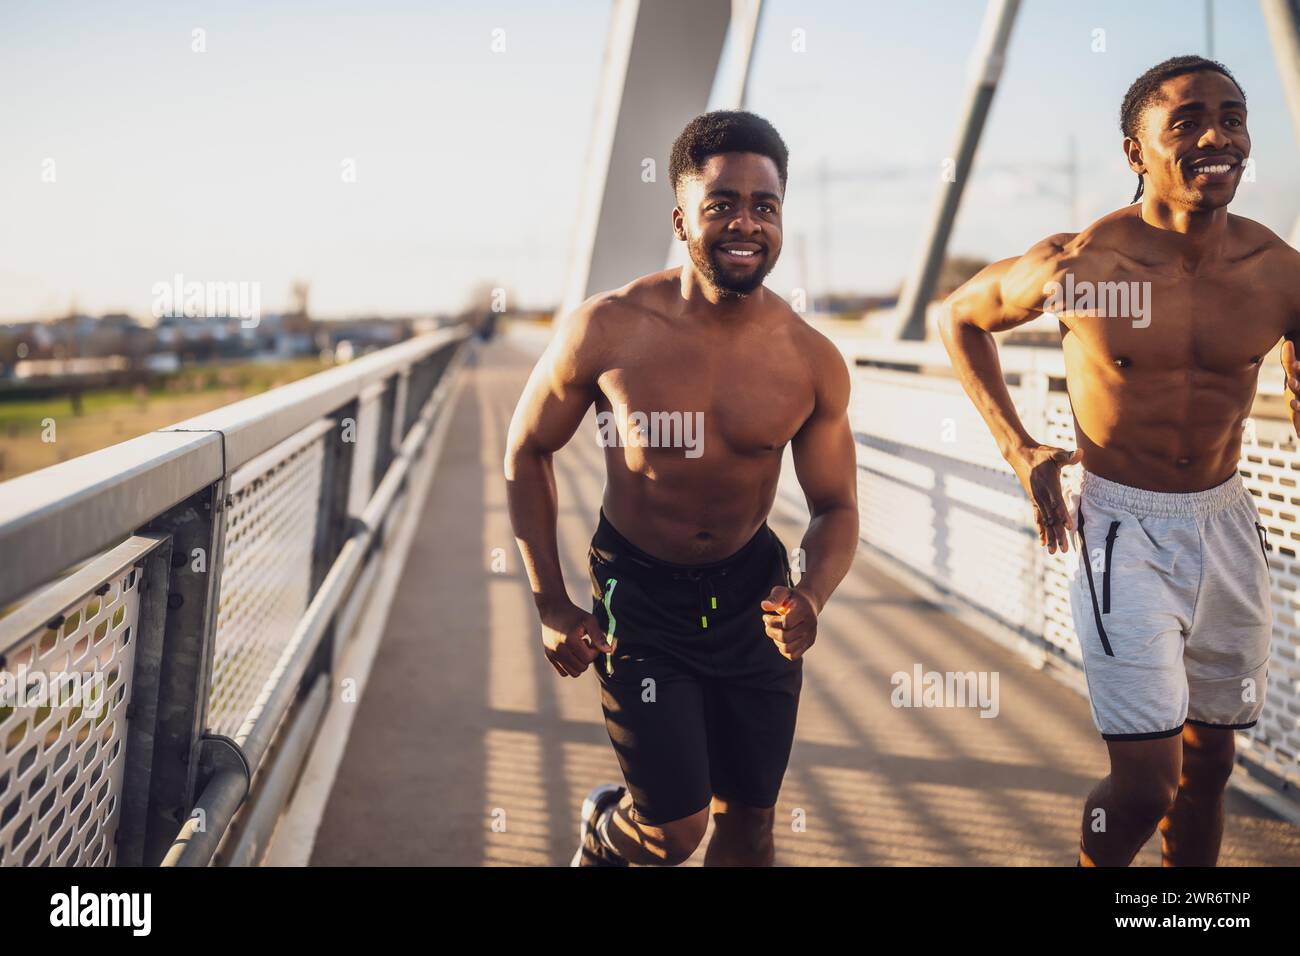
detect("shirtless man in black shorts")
[504,111,859,866]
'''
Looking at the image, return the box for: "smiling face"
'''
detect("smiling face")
[1126,70,1250,210]
[673,151,784,298]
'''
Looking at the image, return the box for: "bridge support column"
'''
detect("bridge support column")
[559,0,762,319]
[1261,0,1300,246]
[896,0,1020,340]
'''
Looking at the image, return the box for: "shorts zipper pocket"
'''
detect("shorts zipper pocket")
[601,578,618,675]
[1077,506,1115,657]
[1102,521,1119,613]
[1255,522,1270,565]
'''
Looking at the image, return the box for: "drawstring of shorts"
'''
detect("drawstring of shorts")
[672,567,725,631]
[701,576,717,630]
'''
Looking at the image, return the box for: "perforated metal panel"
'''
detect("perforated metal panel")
[0,540,159,866]
[1239,436,1300,789]
[849,360,1300,795]
[852,367,1041,638]
[850,371,1010,472]
[208,422,328,739]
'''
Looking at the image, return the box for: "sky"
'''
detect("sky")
[1,0,1297,321]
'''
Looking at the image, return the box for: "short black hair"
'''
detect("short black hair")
[668,110,789,204]
[1119,55,1246,202]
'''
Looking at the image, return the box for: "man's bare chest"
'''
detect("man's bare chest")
[594,338,813,457]
[1054,268,1287,375]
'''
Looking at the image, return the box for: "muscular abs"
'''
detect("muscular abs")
[595,300,814,564]
[1053,238,1288,493]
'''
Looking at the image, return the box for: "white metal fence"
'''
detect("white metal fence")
[844,340,1299,798]
[0,328,469,866]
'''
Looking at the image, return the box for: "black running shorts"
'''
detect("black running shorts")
[588,509,803,825]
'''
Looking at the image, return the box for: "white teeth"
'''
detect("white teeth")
[722,248,756,256]
[1194,164,1232,174]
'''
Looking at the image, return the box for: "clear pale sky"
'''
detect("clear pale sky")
[1,0,1297,321]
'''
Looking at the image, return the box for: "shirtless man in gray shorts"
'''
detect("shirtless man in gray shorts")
[941,55,1300,866]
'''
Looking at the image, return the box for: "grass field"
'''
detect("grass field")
[0,357,328,482]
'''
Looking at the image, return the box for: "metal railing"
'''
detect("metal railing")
[839,339,1300,801]
[0,327,470,866]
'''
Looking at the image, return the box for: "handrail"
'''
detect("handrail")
[844,338,1064,378]
[0,327,468,609]
[841,337,1287,396]
[161,347,460,866]
[162,329,466,470]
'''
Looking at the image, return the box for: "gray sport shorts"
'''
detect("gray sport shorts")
[1068,470,1272,741]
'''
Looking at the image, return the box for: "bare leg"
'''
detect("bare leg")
[601,791,709,866]
[1159,723,1235,867]
[704,796,775,867]
[1079,735,1181,867]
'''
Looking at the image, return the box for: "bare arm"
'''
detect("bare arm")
[938,255,1039,453]
[788,334,858,613]
[761,332,858,661]
[939,236,1082,553]
[503,300,612,676]
[1276,243,1300,437]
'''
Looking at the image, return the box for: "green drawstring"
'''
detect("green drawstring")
[602,578,618,674]
[701,578,717,630]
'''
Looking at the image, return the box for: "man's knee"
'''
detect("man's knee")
[648,808,710,865]
[1181,724,1236,793]
[1107,761,1179,826]
[1104,736,1181,826]
[1108,771,1179,827]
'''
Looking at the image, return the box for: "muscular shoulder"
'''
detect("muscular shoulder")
[1227,214,1299,269]
[777,303,850,411]
[1022,231,1079,265]
[1239,222,1300,317]
[998,231,1079,312]
[1226,212,1289,250]
[1055,206,1167,266]
[1053,206,1172,269]
[548,272,676,380]
[1218,216,1300,331]
[1017,208,1192,287]
[1266,234,1300,287]
[546,292,622,385]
